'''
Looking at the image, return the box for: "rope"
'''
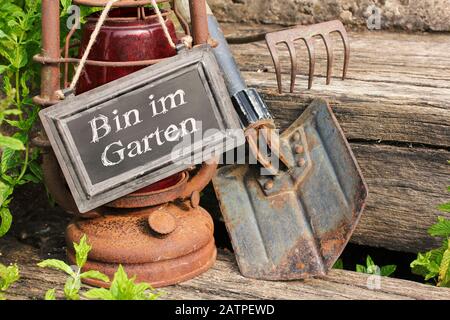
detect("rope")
[150,0,192,50]
[151,0,176,49]
[63,0,118,97]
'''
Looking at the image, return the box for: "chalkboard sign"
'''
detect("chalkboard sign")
[40,45,244,213]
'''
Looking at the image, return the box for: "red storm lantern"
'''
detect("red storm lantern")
[34,0,218,288]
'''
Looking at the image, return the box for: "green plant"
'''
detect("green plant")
[0,263,20,300]
[0,0,43,238]
[356,255,397,277]
[0,1,99,238]
[411,216,450,287]
[84,265,162,300]
[333,258,344,269]
[38,235,110,300]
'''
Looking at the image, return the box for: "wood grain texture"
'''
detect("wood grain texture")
[222,26,450,252]
[2,236,450,300]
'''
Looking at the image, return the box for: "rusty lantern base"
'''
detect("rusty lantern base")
[66,201,217,288]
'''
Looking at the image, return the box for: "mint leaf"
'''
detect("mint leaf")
[428,217,450,238]
[84,288,113,300]
[355,264,366,273]
[37,259,75,277]
[0,135,25,150]
[80,270,109,283]
[0,181,13,206]
[73,234,91,268]
[44,288,56,300]
[438,245,450,287]
[380,265,396,277]
[0,263,20,291]
[366,255,375,267]
[0,65,8,75]
[438,203,450,213]
[0,207,13,237]
[333,259,344,269]
[64,277,80,300]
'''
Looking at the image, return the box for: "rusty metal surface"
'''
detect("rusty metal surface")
[34,53,165,67]
[213,99,368,280]
[106,161,218,208]
[73,0,167,7]
[106,172,190,208]
[66,201,216,287]
[190,0,209,46]
[265,20,350,94]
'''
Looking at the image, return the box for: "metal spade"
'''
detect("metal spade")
[176,0,368,279]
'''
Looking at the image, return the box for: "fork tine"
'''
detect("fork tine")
[321,34,334,85]
[265,21,350,93]
[265,36,283,94]
[305,38,316,90]
[286,41,298,93]
[336,28,350,80]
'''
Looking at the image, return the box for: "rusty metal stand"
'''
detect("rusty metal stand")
[36,0,218,288]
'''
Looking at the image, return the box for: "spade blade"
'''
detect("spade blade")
[213,99,368,280]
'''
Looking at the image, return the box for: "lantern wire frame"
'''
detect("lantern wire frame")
[33,0,190,89]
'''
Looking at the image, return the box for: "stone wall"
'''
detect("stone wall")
[208,0,450,32]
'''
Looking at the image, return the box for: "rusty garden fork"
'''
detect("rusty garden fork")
[265,20,350,94]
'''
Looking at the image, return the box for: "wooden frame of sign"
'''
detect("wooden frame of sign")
[40,45,244,213]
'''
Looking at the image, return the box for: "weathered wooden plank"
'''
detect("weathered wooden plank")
[351,143,450,252]
[221,28,450,252]
[2,236,450,300]
[226,31,450,148]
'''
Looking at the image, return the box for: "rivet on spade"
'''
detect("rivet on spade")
[264,180,274,190]
[295,145,304,154]
[148,210,177,235]
[292,132,301,141]
[297,158,306,167]
[190,190,200,209]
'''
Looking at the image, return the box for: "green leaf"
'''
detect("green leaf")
[64,277,80,300]
[355,264,366,274]
[0,263,20,291]
[84,288,113,300]
[44,288,56,300]
[380,265,397,277]
[28,161,43,182]
[3,109,21,116]
[1,148,19,175]
[0,180,13,206]
[437,203,450,213]
[0,65,8,74]
[0,135,25,150]
[109,265,129,300]
[73,235,92,268]
[366,255,375,267]
[333,259,344,270]
[411,251,441,281]
[438,244,450,287]
[80,270,110,283]
[60,0,73,14]
[20,173,40,184]
[0,207,13,237]
[4,120,24,130]
[37,259,75,277]
[428,217,450,238]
